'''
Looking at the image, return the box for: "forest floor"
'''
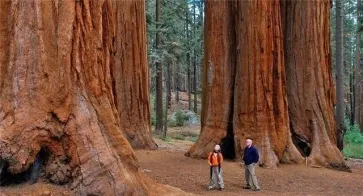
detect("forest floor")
[135,128,363,196]
[1,127,363,196]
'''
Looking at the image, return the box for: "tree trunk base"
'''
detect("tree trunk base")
[307,120,350,172]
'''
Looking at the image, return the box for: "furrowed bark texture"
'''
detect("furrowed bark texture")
[281,0,349,170]
[186,0,235,158]
[112,0,157,149]
[189,0,347,171]
[0,0,188,194]
[233,0,302,168]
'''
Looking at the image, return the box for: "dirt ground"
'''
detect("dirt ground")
[136,139,363,196]
[2,130,363,196]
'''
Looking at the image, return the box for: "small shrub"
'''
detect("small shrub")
[174,134,186,140]
[162,136,173,143]
[180,130,199,138]
[343,143,363,159]
[343,119,363,159]
[175,111,188,126]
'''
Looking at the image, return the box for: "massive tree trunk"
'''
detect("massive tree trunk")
[186,0,235,158]
[0,0,186,194]
[189,0,349,171]
[188,1,302,165]
[282,0,348,170]
[113,0,157,149]
[232,0,302,168]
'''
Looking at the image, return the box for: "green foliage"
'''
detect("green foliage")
[146,0,204,93]
[343,143,363,159]
[175,110,189,126]
[343,119,363,159]
[170,130,199,142]
[167,110,193,127]
[174,134,186,140]
[162,135,173,143]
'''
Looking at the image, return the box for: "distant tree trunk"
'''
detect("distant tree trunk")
[354,0,363,131]
[155,0,163,134]
[335,0,345,150]
[175,64,180,103]
[0,0,187,194]
[199,0,204,109]
[193,0,198,114]
[113,0,157,149]
[186,8,192,111]
[282,0,348,170]
[164,62,171,138]
[186,0,236,158]
[169,62,172,107]
[193,63,198,113]
[350,68,355,126]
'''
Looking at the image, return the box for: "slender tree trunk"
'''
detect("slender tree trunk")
[155,0,163,134]
[354,0,363,131]
[186,7,192,111]
[282,0,348,170]
[0,0,188,194]
[113,0,157,149]
[193,0,198,114]
[164,62,171,138]
[335,0,345,150]
[350,69,355,125]
[168,62,172,108]
[199,0,204,109]
[176,63,180,103]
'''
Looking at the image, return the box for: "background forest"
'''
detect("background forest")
[146,0,363,159]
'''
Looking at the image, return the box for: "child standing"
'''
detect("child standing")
[208,144,224,191]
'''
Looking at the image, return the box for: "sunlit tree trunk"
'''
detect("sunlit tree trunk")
[282,0,349,170]
[113,0,157,149]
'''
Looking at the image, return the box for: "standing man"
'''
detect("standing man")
[243,139,261,191]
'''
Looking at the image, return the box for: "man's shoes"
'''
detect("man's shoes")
[208,186,213,190]
[219,188,224,191]
[252,188,261,191]
[243,186,251,189]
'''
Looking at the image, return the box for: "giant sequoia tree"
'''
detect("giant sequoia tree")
[232,0,302,168]
[112,0,157,149]
[281,0,348,170]
[186,0,236,158]
[0,0,186,195]
[188,0,348,170]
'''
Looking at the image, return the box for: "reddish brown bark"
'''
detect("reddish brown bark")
[189,0,347,171]
[0,0,186,194]
[186,0,235,158]
[281,0,349,170]
[232,0,302,168]
[112,0,157,149]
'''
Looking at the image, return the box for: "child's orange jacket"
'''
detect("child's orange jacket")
[208,152,223,166]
